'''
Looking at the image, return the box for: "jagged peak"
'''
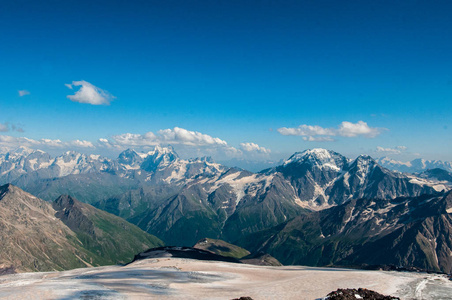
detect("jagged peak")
[354,154,376,163]
[4,146,38,159]
[59,151,84,159]
[140,145,179,172]
[119,148,139,155]
[53,194,80,211]
[148,145,178,156]
[118,148,141,160]
[348,155,380,178]
[12,146,34,155]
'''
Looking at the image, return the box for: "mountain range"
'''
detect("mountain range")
[239,190,452,273]
[377,156,452,173]
[1,146,452,273]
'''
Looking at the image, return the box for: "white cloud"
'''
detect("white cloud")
[376,146,407,155]
[337,121,382,138]
[240,142,271,154]
[112,127,229,147]
[70,140,95,148]
[278,121,384,141]
[18,90,30,97]
[158,127,228,146]
[277,125,335,137]
[38,138,64,147]
[66,80,115,105]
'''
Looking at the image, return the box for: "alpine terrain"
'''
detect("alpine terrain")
[0,184,162,273]
[0,146,451,273]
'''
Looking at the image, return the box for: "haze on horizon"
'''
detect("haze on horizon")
[1,0,451,166]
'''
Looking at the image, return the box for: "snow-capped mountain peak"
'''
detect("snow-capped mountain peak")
[141,146,179,172]
[118,149,143,169]
[377,157,452,173]
[284,148,347,171]
[12,146,34,156]
[347,155,378,183]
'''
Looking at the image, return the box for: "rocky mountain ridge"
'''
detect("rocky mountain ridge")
[237,190,452,273]
[0,184,162,273]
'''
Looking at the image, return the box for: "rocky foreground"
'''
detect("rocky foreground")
[0,257,451,299]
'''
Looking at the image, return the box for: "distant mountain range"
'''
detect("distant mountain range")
[3,147,448,239]
[0,146,225,186]
[1,146,452,273]
[377,156,452,173]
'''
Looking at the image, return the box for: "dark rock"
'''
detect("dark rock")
[0,265,16,275]
[326,288,399,300]
[132,246,242,264]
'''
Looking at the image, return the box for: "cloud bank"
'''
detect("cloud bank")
[0,127,269,160]
[66,80,115,105]
[0,135,94,150]
[278,121,384,141]
[111,127,228,147]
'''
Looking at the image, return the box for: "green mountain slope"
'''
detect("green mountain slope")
[0,184,162,273]
[53,194,164,265]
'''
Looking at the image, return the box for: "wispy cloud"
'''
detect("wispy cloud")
[66,80,115,105]
[302,136,335,142]
[376,146,407,155]
[278,121,385,141]
[0,122,24,133]
[0,135,94,150]
[18,90,30,97]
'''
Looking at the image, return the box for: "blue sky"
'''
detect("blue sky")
[1,0,451,164]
